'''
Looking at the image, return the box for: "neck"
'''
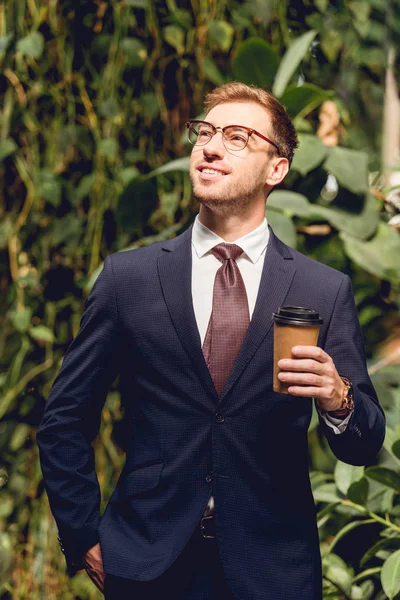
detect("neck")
[198,205,265,242]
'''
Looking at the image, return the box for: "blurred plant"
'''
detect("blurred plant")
[0,0,399,599]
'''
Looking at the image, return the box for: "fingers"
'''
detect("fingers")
[277,358,325,374]
[291,346,329,362]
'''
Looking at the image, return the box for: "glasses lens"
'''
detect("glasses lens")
[188,122,214,146]
[223,126,249,150]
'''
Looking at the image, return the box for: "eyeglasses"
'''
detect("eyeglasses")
[185,120,280,154]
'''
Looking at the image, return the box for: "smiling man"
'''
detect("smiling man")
[37,83,385,600]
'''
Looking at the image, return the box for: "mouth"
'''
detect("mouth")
[197,166,229,180]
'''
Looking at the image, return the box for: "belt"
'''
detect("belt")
[200,514,216,539]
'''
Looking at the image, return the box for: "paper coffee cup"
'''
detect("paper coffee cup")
[272,306,323,394]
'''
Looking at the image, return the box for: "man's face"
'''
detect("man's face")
[189,101,278,215]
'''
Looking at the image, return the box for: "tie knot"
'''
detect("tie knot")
[211,243,244,263]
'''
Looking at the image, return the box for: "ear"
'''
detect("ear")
[265,157,290,187]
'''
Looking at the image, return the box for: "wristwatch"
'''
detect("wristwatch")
[327,377,354,418]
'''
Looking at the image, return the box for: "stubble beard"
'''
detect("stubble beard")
[190,170,265,217]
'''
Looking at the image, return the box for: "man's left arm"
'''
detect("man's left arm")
[277,275,385,466]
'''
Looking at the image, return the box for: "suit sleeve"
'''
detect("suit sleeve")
[36,256,120,574]
[319,274,385,465]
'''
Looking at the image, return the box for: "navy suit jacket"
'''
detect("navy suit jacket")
[37,225,385,600]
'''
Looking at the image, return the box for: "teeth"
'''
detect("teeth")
[202,169,225,175]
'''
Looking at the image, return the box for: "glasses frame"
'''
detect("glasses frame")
[185,120,280,154]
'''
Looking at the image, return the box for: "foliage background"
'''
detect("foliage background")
[1,0,400,598]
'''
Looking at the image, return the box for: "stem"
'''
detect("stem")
[341,499,400,533]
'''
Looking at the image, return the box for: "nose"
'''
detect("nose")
[203,129,225,159]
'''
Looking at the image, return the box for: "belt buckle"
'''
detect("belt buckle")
[200,515,216,539]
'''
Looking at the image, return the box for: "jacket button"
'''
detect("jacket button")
[205,473,212,483]
[215,413,225,423]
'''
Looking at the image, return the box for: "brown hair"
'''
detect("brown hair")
[204,82,298,164]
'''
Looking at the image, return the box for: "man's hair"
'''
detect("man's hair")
[204,82,298,164]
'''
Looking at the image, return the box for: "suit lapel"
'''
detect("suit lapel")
[158,225,296,406]
[218,228,295,405]
[157,226,218,403]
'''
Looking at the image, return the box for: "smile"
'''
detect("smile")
[198,167,228,179]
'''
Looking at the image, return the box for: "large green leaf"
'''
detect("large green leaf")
[0,139,17,162]
[334,461,364,495]
[365,466,400,492]
[273,30,317,97]
[323,146,369,195]
[29,325,55,343]
[280,84,332,119]
[268,190,312,216]
[381,549,400,600]
[291,134,329,176]
[207,21,234,52]
[266,208,297,247]
[347,477,369,505]
[145,156,190,178]
[232,38,279,89]
[121,38,147,68]
[16,32,44,59]
[163,25,185,54]
[341,224,400,282]
[317,192,380,240]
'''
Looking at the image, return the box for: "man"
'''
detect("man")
[37,82,385,600]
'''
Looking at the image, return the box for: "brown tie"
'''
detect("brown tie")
[202,243,250,397]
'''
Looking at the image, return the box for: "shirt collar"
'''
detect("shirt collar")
[192,214,269,264]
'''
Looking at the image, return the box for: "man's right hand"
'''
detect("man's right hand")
[83,543,106,594]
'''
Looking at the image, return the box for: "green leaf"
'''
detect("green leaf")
[232,38,279,89]
[163,25,185,54]
[74,174,96,203]
[313,483,341,504]
[340,224,400,282]
[29,325,55,343]
[51,214,82,247]
[266,208,297,247]
[268,191,312,217]
[381,549,400,599]
[324,564,352,597]
[280,84,332,119]
[98,97,120,118]
[16,31,44,59]
[318,192,380,240]
[361,538,400,567]
[9,424,30,452]
[365,467,400,492]
[334,461,364,495]
[140,92,159,120]
[0,139,17,162]
[116,178,158,235]
[121,38,147,68]
[392,439,400,459]
[0,34,13,53]
[12,308,32,332]
[348,477,369,505]
[320,30,342,63]
[98,138,119,159]
[39,169,62,207]
[203,56,225,86]
[323,147,369,195]
[207,21,234,52]
[291,134,329,175]
[273,30,317,97]
[145,156,190,178]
